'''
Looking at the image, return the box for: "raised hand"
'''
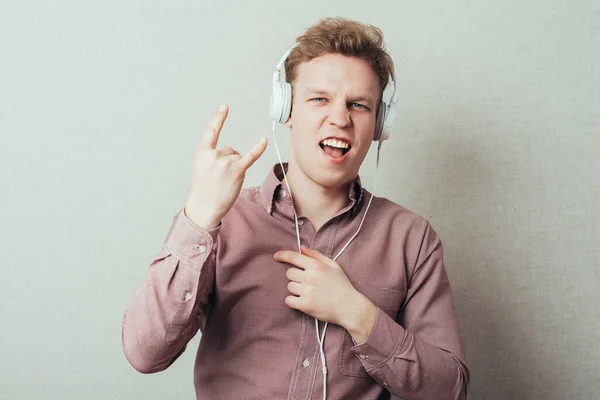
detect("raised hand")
[184,105,268,230]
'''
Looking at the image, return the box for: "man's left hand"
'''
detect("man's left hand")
[274,245,377,343]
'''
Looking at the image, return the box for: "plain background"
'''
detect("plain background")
[1,1,598,399]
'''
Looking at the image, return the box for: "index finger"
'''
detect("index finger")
[273,250,312,270]
[198,105,229,150]
[300,245,340,269]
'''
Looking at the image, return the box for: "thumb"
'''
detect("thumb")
[300,245,342,270]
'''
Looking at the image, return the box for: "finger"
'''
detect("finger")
[239,137,268,170]
[286,267,304,283]
[216,146,239,157]
[300,245,341,270]
[223,153,243,162]
[287,281,303,296]
[199,105,229,150]
[284,295,303,311]
[274,250,311,270]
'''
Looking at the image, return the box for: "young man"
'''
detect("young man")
[122,18,470,400]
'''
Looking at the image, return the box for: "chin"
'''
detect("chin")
[290,147,359,190]
[308,165,357,189]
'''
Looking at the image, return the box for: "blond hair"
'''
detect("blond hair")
[284,18,395,96]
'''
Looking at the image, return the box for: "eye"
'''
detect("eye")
[350,103,369,110]
[310,97,326,103]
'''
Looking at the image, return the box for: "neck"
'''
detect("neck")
[284,163,351,231]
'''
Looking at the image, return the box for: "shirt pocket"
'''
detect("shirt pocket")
[339,283,402,378]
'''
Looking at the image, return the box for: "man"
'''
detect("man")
[122,18,470,399]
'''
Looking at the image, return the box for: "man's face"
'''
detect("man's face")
[287,53,381,190]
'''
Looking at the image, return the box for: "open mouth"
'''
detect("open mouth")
[319,138,351,159]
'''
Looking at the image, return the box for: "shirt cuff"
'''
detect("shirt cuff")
[350,308,405,370]
[165,209,221,269]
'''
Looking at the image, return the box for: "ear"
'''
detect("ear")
[284,108,293,128]
[285,91,294,128]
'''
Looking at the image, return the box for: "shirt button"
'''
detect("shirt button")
[302,358,310,368]
[185,292,193,301]
[297,219,304,226]
[359,354,367,360]
[194,244,207,253]
[281,190,288,198]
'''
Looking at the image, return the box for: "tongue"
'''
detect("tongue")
[323,145,344,158]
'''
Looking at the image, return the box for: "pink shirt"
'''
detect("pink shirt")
[122,164,470,399]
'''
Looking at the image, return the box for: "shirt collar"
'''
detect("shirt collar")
[260,163,364,218]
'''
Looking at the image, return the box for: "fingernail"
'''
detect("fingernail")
[219,104,227,111]
[261,137,267,144]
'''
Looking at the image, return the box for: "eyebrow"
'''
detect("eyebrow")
[302,87,376,106]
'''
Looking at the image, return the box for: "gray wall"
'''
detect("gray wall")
[1,1,598,399]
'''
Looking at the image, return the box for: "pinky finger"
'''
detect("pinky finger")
[284,295,302,311]
[239,137,268,170]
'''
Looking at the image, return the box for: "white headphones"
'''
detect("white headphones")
[269,42,398,142]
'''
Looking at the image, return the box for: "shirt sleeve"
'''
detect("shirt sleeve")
[121,208,219,374]
[350,222,470,399]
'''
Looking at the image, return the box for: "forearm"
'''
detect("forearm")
[122,253,205,373]
[342,291,378,344]
[351,308,469,400]
[122,210,219,373]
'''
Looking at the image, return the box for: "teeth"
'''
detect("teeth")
[320,139,350,149]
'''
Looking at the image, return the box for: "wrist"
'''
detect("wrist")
[183,204,220,231]
[342,292,378,345]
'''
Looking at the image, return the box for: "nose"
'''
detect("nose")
[328,100,351,128]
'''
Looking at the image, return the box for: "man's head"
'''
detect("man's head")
[282,18,395,192]
[284,18,395,102]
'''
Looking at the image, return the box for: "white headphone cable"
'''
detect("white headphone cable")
[271,121,302,252]
[271,122,382,400]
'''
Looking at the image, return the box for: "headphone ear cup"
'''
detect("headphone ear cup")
[380,105,396,142]
[270,82,292,124]
[373,101,387,141]
[281,82,292,124]
[269,82,283,122]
